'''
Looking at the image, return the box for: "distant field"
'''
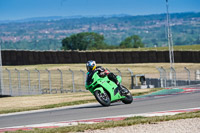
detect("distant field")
[3,63,200,74]
[88,44,200,51]
[135,44,200,51]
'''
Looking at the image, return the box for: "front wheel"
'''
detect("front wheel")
[121,86,133,104]
[94,90,110,106]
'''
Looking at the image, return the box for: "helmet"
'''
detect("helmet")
[86,60,96,71]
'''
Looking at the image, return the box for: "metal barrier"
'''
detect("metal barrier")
[1,68,134,96]
[1,67,200,96]
[146,67,200,88]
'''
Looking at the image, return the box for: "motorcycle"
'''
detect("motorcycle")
[85,71,133,106]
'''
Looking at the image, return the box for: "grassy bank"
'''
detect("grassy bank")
[12,111,200,133]
[0,88,163,114]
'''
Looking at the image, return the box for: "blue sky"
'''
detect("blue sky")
[0,0,199,20]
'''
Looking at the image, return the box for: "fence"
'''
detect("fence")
[1,68,134,96]
[146,67,200,88]
[1,67,200,96]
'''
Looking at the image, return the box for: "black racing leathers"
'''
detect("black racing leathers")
[95,66,119,85]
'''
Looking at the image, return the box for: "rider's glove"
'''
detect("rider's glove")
[99,72,106,77]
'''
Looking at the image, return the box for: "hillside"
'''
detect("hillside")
[0,12,200,50]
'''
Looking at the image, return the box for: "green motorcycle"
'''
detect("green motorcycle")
[85,71,133,106]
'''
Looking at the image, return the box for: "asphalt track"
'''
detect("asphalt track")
[0,88,200,129]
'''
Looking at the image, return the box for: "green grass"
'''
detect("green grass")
[88,44,200,51]
[12,111,200,133]
[0,99,96,114]
[141,44,200,51]
[132,88,163,96]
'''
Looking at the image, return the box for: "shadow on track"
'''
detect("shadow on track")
[71,102,123,110]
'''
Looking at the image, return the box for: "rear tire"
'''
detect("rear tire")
[94,90,110,106]
[121,86,133,104]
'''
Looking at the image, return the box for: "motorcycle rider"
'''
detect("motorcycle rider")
[86,60,128,95]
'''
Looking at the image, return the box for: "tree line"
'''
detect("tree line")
[61,32,144,50]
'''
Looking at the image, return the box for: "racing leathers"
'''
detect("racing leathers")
[95,66,120,85]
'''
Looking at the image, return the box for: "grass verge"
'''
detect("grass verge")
[0,88,163,114]
[12,111,200,133]
[132,88,163,96]
[0,99,96,114]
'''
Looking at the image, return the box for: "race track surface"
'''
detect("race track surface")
[0,88,200,129]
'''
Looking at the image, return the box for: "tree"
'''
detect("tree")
[62,32,106,50]
[120,35,144,48]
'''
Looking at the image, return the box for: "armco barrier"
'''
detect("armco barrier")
[79,52,87,63]
[71,51,80,63]
[164,51,170,62]
[123,52,132,63]
[182,51,191,63]
[139,51,149,63]
[108,52,116,63]
[94,52,103,63]
[1,50,200,65]
[63,52,72,63]
[131,51,140,63]
[101,52,109,63]
[57,52,65,63]
[156,51,165,62]
[148,51,157,63]
[174,51,182,63]
[192,51,200,63]
[86,52,95,62]
[28,51,34,65]
[115,52,124,63]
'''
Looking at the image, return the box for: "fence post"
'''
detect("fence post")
[45,69,52,94]
[15,68,21,96]
[116,68,121,77]
[135,75,138,86]
[69,69,75,92]
[57,69,63,92]
[157,67,164,87]
[184,67,190,85]
[127,68,134,89]
[35,69,41,94]
[170,67,176,86]
[5,68,12,95]
[195,70,200,80]
[160,67,167,87]
[25,69,31,94]
[80,69,86,86]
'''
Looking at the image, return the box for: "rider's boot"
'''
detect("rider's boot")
[117,82,129,95]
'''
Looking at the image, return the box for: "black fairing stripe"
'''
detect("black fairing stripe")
[114,87,119,96]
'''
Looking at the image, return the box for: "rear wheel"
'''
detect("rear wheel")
[94,90,110,106]
[121,86,133,104]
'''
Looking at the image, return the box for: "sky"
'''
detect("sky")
[0,0,199,21]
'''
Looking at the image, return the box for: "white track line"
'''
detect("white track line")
[0,107,200,132]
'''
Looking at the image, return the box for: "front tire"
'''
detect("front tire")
[121,86,133,104]
[94,90,110,106]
